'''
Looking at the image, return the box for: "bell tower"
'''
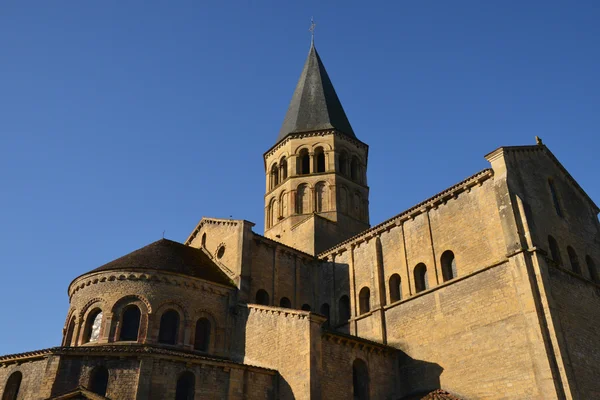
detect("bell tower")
[263,43,370,255]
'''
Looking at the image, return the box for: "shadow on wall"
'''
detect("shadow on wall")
[394,346,444,398]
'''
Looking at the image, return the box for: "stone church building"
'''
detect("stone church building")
[1,43,599,400]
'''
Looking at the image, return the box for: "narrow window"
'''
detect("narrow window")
[353,359,370,400]
[2,371,22,400]
[351,157,360,181]
[315,182,327,212]
[84,309,103,343]
[389,274,401,303]
[320,303,330,327]
[298,149,310,175]
[194,318,211,352]
[255,289,269,306]
[89,366,109,397]
[567,246,581,274]
[548,179,563,217]
[268,198,277,228]
[301,304,311,311]
[201,232,207,248]
[175,371,195,400]
[279,297,291,308]
[119,305,141,341]
[586,256,598,283]
[441,250,457,281]
[548,235,562,265]
[315,147,325,172]
[158,310,179,345]
[296,184,308,214]
[271,164,279,189]
[359,287,370,314]
[339,152,348,175]
[280,158,288,180]
[64,316,76,346]
[338,295,351,322]
[414,263,428,293]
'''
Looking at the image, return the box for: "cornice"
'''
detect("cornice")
[322,331,396,355]
[244,303,327,324]
[185,218,254,246]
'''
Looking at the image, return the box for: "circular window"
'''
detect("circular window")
[216,245,225,259]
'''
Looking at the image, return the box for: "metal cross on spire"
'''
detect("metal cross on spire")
[309,17,316,44]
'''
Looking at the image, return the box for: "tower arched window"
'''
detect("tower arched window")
[83,309,103,344]
[175,371,195,400]
[64,316,76,346]
[268,198,277,228]
[339,152,348,176]
[315,147,325,172]
[338,295,351,323]
[119,305,141,342]
[296,184,309,214]
[359,287,370,314]
[548,235,562,265]
[315,182,328,212]
[256,289,269,305]
[441,250,457,281]
[320,303,330,327]
[89,366,109,397]
[158,310,179,345]
[586,256,598,283]
[280,157,288,181]
[201,232,207,248]
[567,246,581,274]
[340,186,348,213]
[298,149,310,175]
[414,263,428,293]
[353,359,369,400]
[194,318,211,352]
[279,297,291,308]
[548,178,563,217]
[2,371,22,400]
[351,156,360,182]
[271,164,279,189]
[389,274,401,303]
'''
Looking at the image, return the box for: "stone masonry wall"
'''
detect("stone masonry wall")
[0,358,48,400]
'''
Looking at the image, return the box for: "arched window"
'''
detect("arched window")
[548,179,562,217]
[586,256,598,283]
[351,157,360,182]
[301,304,311,311]
[89,366,109,397]
[280,157,288,181]
[279,297,291,308]
[414,263,428,293]
[353,192,361,218]
[267,198,277,228]
[441,250,457,281]
[567,246,581,274]
[271,164,279,189]
[296,184,309,214]
[64,316,76,346]
[119,305,141,342]
[175,371,195,400]
[201,232,207,248]
[2,371,22,400]
[340,186,348,213]
[339,152,348,176]
[83,309,103,343]
[320,303,330,327]
[315,182,328,212]
[194,318,211,352]
[315,147,325,172]
[298,149,310,175]
[256,289,269,306]
[389,274,401,303]
[548,235,562,265]
[158,310,179,345]
[359,287,370,314]
[338,295,351,323]
[353,359,369,400]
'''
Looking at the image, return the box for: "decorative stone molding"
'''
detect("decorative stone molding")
[322,331,396,355]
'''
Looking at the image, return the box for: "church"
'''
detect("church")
[1,41,599,400]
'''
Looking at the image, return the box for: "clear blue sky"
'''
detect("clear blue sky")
[1,1,598,354]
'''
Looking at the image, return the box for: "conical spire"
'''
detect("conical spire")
[277,44,356,143]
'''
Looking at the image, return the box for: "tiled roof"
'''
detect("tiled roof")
[86,239,235,287]
[401,389,463,400]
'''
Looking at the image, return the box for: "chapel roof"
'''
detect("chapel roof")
[277,43,356,143]
[88,239,235,287]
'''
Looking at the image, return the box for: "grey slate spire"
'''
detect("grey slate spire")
[277,43,356,143]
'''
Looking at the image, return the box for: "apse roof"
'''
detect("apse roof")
[89,239,235,287]
[277,43,356,143]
